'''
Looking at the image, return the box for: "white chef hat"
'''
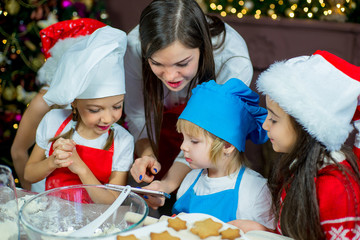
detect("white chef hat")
[37,18,106,87]
[43,25,127,106]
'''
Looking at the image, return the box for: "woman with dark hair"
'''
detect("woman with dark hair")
[125,0,253,198]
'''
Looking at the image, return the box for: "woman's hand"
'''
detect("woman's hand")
[130,155,161,183]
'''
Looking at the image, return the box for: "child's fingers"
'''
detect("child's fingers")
[142,194,165,209]
[54,158,73,168]
[53,138,75,151]
[53,149,72,160]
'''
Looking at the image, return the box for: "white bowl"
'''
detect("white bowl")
[20,184,148,239]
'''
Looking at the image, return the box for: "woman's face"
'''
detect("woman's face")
[262,95,297,153]
[148,40,200,92]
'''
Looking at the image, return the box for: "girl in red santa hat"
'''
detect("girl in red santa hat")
[11,18,106,192]
[23,23,134,203]
[235,50,360,240]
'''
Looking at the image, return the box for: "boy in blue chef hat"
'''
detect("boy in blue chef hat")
[172,78,274,229]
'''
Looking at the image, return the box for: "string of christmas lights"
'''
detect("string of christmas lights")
[203,0,357,23]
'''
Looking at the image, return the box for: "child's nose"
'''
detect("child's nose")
[262,116,269,131]
[101,111,112,124]
[180,141,188,152]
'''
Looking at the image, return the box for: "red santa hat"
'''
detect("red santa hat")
[37,18,106,86]
[257,50,360,151]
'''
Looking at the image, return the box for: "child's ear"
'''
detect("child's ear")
[223,142,236,155]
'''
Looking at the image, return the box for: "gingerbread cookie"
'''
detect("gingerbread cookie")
[190,218,223,239]
[167,217,187,231]
[150,230,180,240]
[220,227,241,239]
[117,234,139,240]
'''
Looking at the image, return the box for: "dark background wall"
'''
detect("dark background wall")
[105,0,153,33]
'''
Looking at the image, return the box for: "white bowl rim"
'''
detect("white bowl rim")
[19,184,149,239]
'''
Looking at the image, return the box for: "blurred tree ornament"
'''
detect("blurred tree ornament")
[3,129,11,139]
[5,0,20,15]
[10,53,18,60]
[37,12,59,29]
[2,85,17,101]
[81,0,94,10]
[74,2,87,18]
[24,40,37,51]
[18,23,27,33]
[30,54,45,70]
[16,85,37,105]
[62,0,73,8]
[0,53,10,65]
[288,0,299,4]
[244,0,254,11]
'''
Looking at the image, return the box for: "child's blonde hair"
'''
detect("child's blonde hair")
[177,119,246,174]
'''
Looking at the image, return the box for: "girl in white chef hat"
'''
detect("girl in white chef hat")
[24,26,134,203]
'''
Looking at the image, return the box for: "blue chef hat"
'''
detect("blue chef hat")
[179,78,268,152]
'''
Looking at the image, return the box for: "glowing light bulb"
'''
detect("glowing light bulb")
[237,12,243,18]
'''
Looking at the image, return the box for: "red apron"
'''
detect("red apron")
[45,114,113,203]
[156,103,186,180]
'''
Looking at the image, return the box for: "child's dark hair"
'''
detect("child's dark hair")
[139,0,225,157]
[268,116,360,240]
[49,107,114,150]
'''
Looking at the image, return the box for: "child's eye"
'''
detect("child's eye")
[191,139,199,144]
[114,105,122,110]
[269,118,277,124]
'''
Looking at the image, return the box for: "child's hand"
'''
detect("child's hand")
[141,180,167,209]
[66,147,87,176]
[130,155,161,183]
[52,138,76,168]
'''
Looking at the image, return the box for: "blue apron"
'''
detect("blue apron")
[172,166,246,222]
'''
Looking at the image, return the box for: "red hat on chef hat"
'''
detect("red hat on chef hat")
[40,18,106,59]
[257,50,360,152]
[37,18,106,87]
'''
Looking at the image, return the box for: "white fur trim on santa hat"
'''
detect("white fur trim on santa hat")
[37,36,87,86]
[257,54,360,151]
